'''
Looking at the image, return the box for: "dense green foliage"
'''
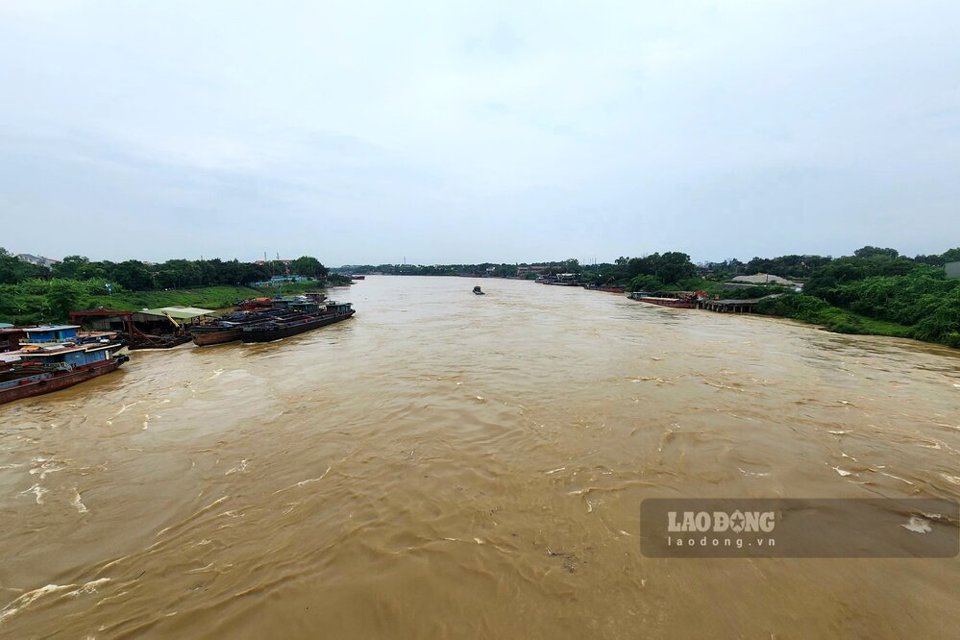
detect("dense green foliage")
[748,247,960,347]
[0,249,50,284]
[0,280,276,325]
[0,278,111,325]
[793,261,960,346]
[2,252,330,290]
[0,248,342,325]
[755,295,915,339]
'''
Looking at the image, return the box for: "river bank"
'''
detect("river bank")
[0,280,338,325]
[754,294,919,340]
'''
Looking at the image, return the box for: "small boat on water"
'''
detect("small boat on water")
[0,325,129,405]
[473,286,485,295]
[241,302,355,343]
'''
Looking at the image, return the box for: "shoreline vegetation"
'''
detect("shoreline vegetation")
[2,246,958,349]
[0,252,350,325]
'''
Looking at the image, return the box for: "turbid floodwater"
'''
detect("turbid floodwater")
[1,276,959,639]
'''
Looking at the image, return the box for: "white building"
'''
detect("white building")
[17,253,60,268]
[731,273,801,287]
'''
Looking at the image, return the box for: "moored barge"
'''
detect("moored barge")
[241,302,355,343]
[191,309,298,346]
[627,291,701,308]
[190,321,248,346]
[1,325,129,404]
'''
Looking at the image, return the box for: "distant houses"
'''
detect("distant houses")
[17,253,60,268]
[250,275,311,287]
[516,265,550,278]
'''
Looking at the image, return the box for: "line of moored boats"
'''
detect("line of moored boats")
[534,273,705,307]
[191,294,354,345]
[0,295,355,405]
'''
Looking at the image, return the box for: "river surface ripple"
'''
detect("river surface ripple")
[1,276,959,639]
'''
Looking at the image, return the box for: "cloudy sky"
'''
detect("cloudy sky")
[1,0,957,265]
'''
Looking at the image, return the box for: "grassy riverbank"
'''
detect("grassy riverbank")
[613,249,960,349]
[0,281,329,325]
[754,294,917,340]
[85,286,266,312]
[653,280,918,339]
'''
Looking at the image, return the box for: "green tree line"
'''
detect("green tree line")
[0,250,329,289]
[0,250,335,325]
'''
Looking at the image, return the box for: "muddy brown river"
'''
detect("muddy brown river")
[1,276,959,639]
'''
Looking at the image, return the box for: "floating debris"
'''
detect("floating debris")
[901,516,932,534]
[72,489,89,514]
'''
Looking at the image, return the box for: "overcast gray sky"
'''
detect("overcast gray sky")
[1,0,958,266]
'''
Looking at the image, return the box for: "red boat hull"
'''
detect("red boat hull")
[630,297,697,308]
[0,358,127,405]
[192,327,243,346]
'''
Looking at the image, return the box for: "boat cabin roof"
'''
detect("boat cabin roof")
[15,343,114,357]
[138,306,214,319]
[23,324,80,333]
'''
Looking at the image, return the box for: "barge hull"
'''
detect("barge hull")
[191,327,243,346]
[0,357,128,405]
[629,297,697,308]
[241,311,355,343]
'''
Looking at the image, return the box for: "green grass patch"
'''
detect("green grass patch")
[756,294,914,339]
[83,286,266,312]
